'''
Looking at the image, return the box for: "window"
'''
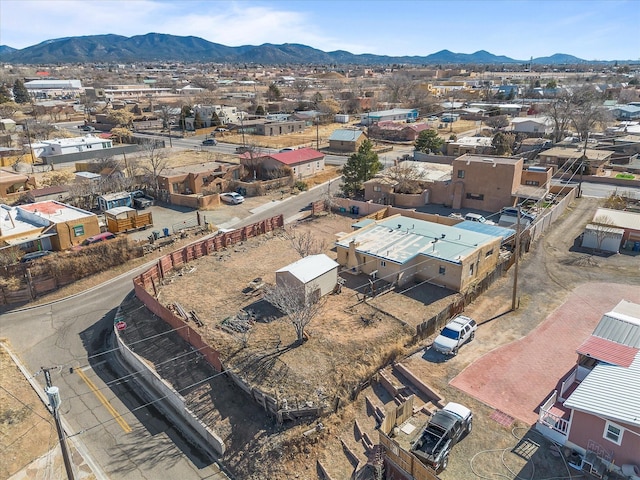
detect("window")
[373,186,381,192]
[604,421,623,445]
[73,225,85,237]
[525,180,540,186]
[439,266,446,275]
[457,170,465,179]
[469,263,474,276]
[466,193,485,200]
[485,249,494,258]
[380,260,386,267]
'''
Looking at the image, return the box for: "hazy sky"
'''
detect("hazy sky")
[1,0,638,60]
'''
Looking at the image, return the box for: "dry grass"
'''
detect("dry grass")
[157,214,418,404]
[216,123,345,149]
[0,343,58,479]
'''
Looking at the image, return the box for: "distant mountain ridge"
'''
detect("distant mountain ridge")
[0,33,609,65]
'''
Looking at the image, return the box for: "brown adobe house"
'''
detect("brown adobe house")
[328,129,367,153]
[368,121,431,142]
[157,162,240,195]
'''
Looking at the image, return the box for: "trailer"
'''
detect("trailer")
[104,206,153,233]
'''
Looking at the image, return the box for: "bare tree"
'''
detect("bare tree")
[385,162,425,194]
[385,73,414,105]
[591,214,617,252]
[141,141,168,192]
[263,281,324,344]
[484,115,510,132]
[292,79,310,100]
[570,85,610,140]
[543,92,574,143]
[283,227,327,258]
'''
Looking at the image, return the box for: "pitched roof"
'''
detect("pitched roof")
[329,129,365,142]
[564,352,640,427]
[269,148,324,166]
[576,335,638,367]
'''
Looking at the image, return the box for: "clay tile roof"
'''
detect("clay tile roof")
[576,335,639,368]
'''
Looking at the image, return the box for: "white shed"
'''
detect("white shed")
[276,254,339,299]
[581,224,624,253]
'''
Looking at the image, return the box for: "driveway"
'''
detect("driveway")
[450,282,640,424]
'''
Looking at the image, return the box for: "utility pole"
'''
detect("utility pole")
[511,205,521,311]
[43,367,76,480]
[578,133,589,199]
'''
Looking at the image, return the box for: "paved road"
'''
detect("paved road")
[1,184,336,479]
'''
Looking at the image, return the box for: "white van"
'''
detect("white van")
[464,213,496,225]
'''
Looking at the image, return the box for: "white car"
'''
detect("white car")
[220,192,245,205]
[432,315,477,355]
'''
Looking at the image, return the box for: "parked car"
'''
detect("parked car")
[81,125,96,132]
[202,138,217,146]
[215,127,229,132]
[432,315,477,355]
[219,192,245,205]
[235,146,251,154]
[279,147,294,152]
[464,213,496,225]
[427,116,439,121]
[411,402,473,472]
[131,190,154,209]
[79,232,116,247]
[20,250,52,263]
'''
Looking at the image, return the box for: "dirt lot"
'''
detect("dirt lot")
[214,123,345,150]
[154,195,640,480]
[0,343,58,479]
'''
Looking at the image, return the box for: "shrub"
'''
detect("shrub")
[294,181,308,192]
[615,173,635,180]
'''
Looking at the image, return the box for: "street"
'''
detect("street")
[1,184,336,480]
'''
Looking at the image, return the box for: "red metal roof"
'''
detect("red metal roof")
[269,148,324,166]
[576,335,639,368]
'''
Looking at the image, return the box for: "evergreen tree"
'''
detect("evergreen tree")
[341,140,382,197]
[211,110,222,126]
[492,132,515,156]
[414,129,444,154]
[12,80,30,104]
[255,105,265,116]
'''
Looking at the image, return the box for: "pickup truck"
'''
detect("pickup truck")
[411,402,472,472]
[131,190,154,209]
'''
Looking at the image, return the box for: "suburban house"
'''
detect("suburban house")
[363,155,552,213]
[185,105,244,129]
[536,146,613,174]
[328,129,367,153]
[0,169,36,198]
[157,162,240,195]
[335,214,502,292]
[0,200,100,251]
[30,135,114,159]
[608,104,640,121]
[368,121,431,142]
[581,208,640,253]
[275,254,339,300]
[449,154,551,212]
[511,116,554,136]
[26,185,71,204]
[360,108,419,125]
[255,119,306,136]
[446,136,494,156]
[537,300,640,477]
[240,148,325,179]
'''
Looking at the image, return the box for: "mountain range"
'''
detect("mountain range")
[0,33,598,65]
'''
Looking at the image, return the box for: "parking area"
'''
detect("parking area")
[450,282,640,424]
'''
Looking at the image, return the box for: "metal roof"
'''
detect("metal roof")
[592,302,640,348]
[336,215,497,265]
[576,336,638,368]
[565,300,640,427]
[276,254,339,284]
[329,129,365,142]
[564,352,640,427]
[454,221,515,242]
[593,208,640,231]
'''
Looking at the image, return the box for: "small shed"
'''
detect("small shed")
[276,254,339,299]
[581,224,624,253]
